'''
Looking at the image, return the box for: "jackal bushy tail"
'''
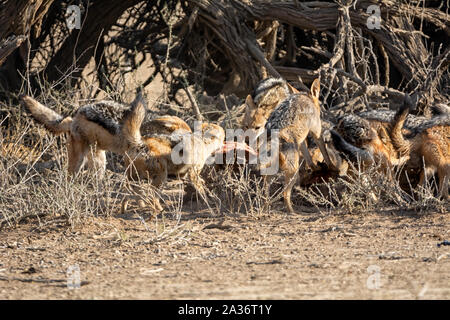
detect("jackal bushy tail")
[390,102,411,156]
[20,95,73,135]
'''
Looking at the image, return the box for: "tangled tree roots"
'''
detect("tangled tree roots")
[0,0,448,116]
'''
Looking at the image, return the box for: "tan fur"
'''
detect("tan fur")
[242,85,290,130]
[21,96,73,135]
[262,79,337,213]
[243,99,275,130]
[363,124,407,177]
[123,115,211,213]
[21,94,147,176]
[334,114,410,180]
[244,78,340,173]
[390,105,449,199]
[126,123,226,201]
[21,94,171,213]
[281,81,320,213]
[244,79,343,213]
[335,105,448,198]
[141,115,191,136]
[137,117,222,196]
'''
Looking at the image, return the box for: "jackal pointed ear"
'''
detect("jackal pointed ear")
[310,79,320,99]
[286,82,299,94]
[245,95,257,109]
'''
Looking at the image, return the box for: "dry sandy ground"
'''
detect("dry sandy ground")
[0,207,449,300]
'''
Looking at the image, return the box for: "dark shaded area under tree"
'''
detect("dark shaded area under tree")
[0,0,448,115]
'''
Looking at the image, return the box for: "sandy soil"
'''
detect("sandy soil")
[0,206,449,300]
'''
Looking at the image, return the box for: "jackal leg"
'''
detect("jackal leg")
[283,168,299,214]
[438,164,449,200]
[313,136,335,171]
[309,120,335,171]
[121,158,165,215]
[280,141,300,214]
[299,141,317,170]
[86,148,106,177]
[67,135,88,175]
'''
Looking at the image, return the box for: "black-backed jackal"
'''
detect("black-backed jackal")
[21,94,147,177]
[130,122,225,189]
[331,113,410,179]
[261,79,335,213]
[121,122,223,212]
[126,117,252,206]
[244,77,338,171]
[390,102,449,199]
[330,103,450,198]
[140,115,250,187]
